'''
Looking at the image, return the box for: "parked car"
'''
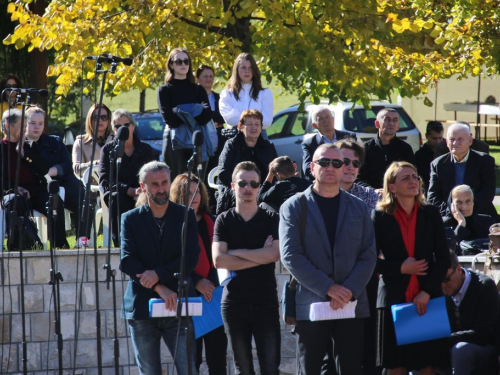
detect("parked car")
[268,100,422,171]
[132,111,165,160]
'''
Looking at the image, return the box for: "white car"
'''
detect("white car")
[268,100,422,170]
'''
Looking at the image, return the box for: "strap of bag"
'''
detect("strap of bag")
[289,193,308,291]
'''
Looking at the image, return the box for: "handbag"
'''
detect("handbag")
[5,193,43,251]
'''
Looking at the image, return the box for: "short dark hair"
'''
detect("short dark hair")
[449,250,459,269]
[270,156,295,178]
[232,161,261,182]
[426,121,444,134]
[238,109,263,127]
[376,108,398,122]
[335,138,366,164]
[196,65,214,78]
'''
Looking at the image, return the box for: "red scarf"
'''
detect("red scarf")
[393,202,420,302]
[193,214,214,279]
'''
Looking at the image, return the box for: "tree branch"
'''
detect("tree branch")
[178,16,227,35]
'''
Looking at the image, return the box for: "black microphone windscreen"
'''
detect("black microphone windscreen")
[38,89,49,97]
[192,130,204,147]
[116,126,130,141]
[122,58,133,66]
[48,180,59,194]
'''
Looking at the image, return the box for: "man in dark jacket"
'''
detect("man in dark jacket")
[356,108,415,193]
[442,250,500,374]
[415,121,444,194]
[301,105,356,181]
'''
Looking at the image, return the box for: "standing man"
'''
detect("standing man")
[415,121,444,193]
[442,250,500,374]
[428,122,497,218]
[280,144,377,374]
[120,161,200,375]
[213,161,281,375]
[302,105,356,181]
[357,108,415,193]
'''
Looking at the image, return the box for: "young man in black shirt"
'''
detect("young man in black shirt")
[213,161,281,375]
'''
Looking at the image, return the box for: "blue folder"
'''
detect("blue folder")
[391,296,451,346]
[192,286,224,339]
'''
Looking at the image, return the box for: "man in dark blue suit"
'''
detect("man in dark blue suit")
[301,105,356,181]
[119,161,200,375]
[428,122,497,219]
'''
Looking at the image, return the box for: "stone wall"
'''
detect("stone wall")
[0,249,296,375]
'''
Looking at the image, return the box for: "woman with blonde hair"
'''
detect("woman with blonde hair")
[170,173,228,375]
[372,161,450,374]
[72,103,114,178]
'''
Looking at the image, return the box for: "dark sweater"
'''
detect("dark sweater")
[415,142,435,193]
[157,78,212,128]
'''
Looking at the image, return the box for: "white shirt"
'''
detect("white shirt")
[451,268,471,307]
[219,83,274,129]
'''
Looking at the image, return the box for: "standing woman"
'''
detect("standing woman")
[372,161,450,374]
[158,48,212,181]
[219,53,273,132]
[72,103,114,179]
[170,173,228,375]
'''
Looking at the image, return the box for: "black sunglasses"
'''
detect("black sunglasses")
[114,122,132,129]
[4,83,18,89]
[314,158,345,169]
[442,267,457,283]
[93,114,109,121]
[237,180,260,189]
[173,59,189,66]
[344,158,362,168]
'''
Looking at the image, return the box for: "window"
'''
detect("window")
[290,112,308,136]
[267,113,289,139]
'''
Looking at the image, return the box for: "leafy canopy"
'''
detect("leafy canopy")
[4,0,500,106]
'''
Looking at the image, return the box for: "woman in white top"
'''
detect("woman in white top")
[219,53,273,130]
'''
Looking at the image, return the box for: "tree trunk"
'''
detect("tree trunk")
[140,90,146,112]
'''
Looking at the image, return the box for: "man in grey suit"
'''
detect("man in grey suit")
[280,143,377,374]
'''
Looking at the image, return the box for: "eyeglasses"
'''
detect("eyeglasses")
[442,267,457,283]
[313,158,345,169]
[344,158,361,168]
[237,180,260,189]
[4,83,18,89]
[92,114,109,122]
[114,122,132,129]
[173,59,189,66]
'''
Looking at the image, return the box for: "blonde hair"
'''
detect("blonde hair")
[376,161,426,214]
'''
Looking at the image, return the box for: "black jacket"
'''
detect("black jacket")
[301,130,357,181]
[258,176,312,210]
[217,131,277,186]
[357,135,415,189]
[415,142,435,193]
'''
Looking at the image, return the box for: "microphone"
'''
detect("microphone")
[114,126,129,163]
[48,180,59,216]
[85,54,133,66]
[192,131,204,172]
[10,88,49,96]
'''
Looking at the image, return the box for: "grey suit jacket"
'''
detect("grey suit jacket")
[279,187,377,320]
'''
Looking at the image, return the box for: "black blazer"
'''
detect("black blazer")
[212,91,224,125]
[428,150,497,218]
[301,130,357,181]
[372,204,450,308]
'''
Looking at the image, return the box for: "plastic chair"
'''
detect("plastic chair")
[207,167,223,192]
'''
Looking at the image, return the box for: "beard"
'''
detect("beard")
[147,190,169,206]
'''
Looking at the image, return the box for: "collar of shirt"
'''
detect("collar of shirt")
[452,150,470,164]
[319,132,336,144]
[452,268,471,307]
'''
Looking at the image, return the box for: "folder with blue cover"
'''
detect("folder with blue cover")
[193,286,224,339]
[391,296,451,346]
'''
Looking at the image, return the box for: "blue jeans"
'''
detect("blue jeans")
[128,317,198,375]
[221,301,280,375]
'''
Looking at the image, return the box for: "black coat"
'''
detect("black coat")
[301,131,357,181]
[415,142,435,193]
[428,150,497,218]
[372,204,450,308]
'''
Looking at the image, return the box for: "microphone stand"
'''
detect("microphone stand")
[47,184,64,375]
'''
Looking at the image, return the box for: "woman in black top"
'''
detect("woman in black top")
[158,48,212,181]
[99,108,154,246]
[170,173,228,375]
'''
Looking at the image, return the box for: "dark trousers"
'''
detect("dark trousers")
[221,301,281,375]
[195,325,228,375]
[295,318,364,375]
[59,178,92,239]
[105,191,135,247]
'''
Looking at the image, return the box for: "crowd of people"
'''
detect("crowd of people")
[1,47,500,375]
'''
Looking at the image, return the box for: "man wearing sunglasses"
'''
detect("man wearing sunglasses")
[213,161,281,375]
[442,250,500,374]
[280,144,376,374]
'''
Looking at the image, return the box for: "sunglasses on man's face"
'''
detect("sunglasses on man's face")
[114,122,132,129]
[4,83,18,89]
[313,158,345,169]
[93,114,109,122]
[237,180,260,189]
[173,59,190,66]
[344,158,362,168]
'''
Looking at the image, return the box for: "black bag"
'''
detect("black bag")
[459,238,489,255]
[5,194,43,251]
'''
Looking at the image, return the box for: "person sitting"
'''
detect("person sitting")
[72,103,114,179]
[415,121,444,193]
[0,73,24,111]
[442,250,500,375]
[443,185,495,253]
[25,106,91,247]
[99,109,154,247]
[258,156,311,211]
